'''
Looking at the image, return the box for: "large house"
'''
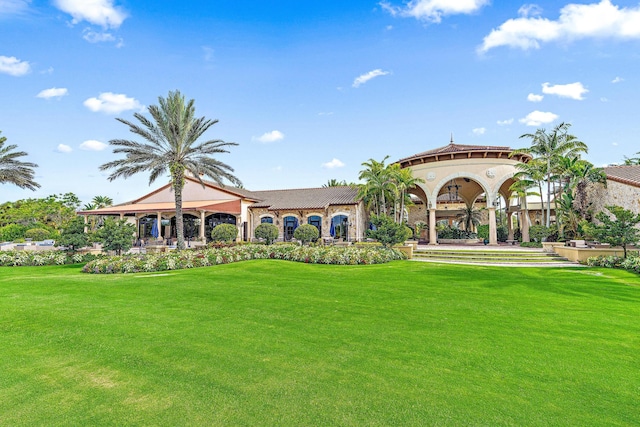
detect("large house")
[80,147,640,246]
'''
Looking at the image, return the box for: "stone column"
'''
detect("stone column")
[156,212,163,240]
[429,207,438,245]
[507,211,514,241]
[521,209,530,242]
[199,211,206,240]
[83,215,88,233]
[488,206,498,245]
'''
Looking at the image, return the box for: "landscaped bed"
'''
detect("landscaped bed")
[1,261,639,425]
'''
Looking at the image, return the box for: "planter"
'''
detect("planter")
[438,238,480,245]
[542,242,565,253]
[395,244,413,259]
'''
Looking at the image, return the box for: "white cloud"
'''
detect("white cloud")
[518,4,543,18]
[612,142,618,146]
[472,127,486,135]
[479,0,640,53]
[0,0,30,15]
[352,69,390,88]
[527,93,544,102]
[82,28,115,43]
[53,0,127,28]
[252,130,285,143]
[612,76,624,83]
[36,87,68,99]
[519,110,559,126]
[381,0,490,23]
[497,118,514,126]
[0,55,30,76]
[83,92,143,114]
[318,112,334,116]
[273,166,282,172]
[202,46,214,62]
[322,158,345,169]
[55,144,72,153]
[79,140,108,151]
[542,82,588,100]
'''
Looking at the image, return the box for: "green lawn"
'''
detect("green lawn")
[1,261,639,426]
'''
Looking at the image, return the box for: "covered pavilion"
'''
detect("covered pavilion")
[397,138,532,245]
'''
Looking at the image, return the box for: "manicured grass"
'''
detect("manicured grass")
[1,261,639,426]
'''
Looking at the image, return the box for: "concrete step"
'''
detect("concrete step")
[412,247,579,267]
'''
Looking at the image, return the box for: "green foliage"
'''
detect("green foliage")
[82,244,406,273]
[56,216,90,253]
[294,224,319,245]
[437,225,477,239]
[366,214,411,247]
[254,223,279,245]
[24,228,52,241]
[0,223,27,241]
[0,130,40,190]
[211,223,238,243]
[497,225,508,242]
[520,241,542,248]
[586,205,640,258]
[0,194,80,231]
[477,224,489,240]
[0,251,96,266]
[529,225,554,242]
[94,217,135,255]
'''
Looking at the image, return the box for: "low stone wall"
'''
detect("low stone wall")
[438,239,480,245]
[553,246,627,262]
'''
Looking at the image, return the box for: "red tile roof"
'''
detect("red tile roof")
[249,186,360,210]
[604,165,640,188]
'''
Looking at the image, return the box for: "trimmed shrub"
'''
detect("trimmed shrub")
[366,215,411,248]
[211,224,238,243]
[437,225,477,239]
[25,228,52,241]
[294,224,319,245]
[255,223,279,245]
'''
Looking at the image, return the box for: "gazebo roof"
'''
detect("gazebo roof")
[397,141,531,166]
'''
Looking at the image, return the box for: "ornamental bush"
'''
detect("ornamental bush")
[366,215,411,248]
[254,223,279,245]
[211,224,238,243]
[25,228,52,241]
[294,224,319,245]
[81,244,406,274]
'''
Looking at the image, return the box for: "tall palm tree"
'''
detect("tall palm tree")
[0,131,40,191]
[515,122,587,227]
[100,91,241,250]
[322,179,347,187]
[388,164,424,224]
[358,156,393,216]
[92,195,113,208]
[511,158,546,225]
[455,203,483,231]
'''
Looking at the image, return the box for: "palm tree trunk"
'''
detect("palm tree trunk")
[172,167,186,250]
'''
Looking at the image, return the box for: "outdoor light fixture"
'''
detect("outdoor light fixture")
[447,179,460,201]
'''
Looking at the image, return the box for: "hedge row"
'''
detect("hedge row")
[82,244,406,274]
[586,255,640,274]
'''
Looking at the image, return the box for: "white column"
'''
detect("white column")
[521,209,530,242]
[429,207,438,245]
[156,212,163,240]
[200,211,206,240]
[488,207,498,245]
[83,215,88,233]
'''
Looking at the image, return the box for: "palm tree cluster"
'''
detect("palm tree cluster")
[511,122,606,238]
[0,131,39,191]
[82,195,114,232]
[357,156,424,224]
[623,152,640,165]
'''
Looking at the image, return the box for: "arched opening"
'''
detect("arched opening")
[204,213,236,242]
[307,215,322,236]
[170,213,200,244]
[260,216,273,224]
[138,215,157,240]
[330,215,349,241]
[283,216,299,241]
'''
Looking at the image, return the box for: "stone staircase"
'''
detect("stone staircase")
[412,247,581,267]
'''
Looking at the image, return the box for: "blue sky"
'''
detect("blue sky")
[2,0,640,205]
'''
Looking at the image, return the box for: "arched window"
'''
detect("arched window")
[307,215,322,236]
[283,216,299,241]
[261,216,273,224]
[204,213,237,242]
[330,215,349,240]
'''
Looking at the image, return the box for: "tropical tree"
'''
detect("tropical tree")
[99,90,241,250]
[0,131,40,191]
[94,217,136,255]
[455,203,483,232]
[515,123,588,227]
[358,156,392,216]
[586,206,640,258]
[623,152,640,165]
[323,179,347,187]
[511,158,546,226]
[92,195,113,208]
[389,164,425,224]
